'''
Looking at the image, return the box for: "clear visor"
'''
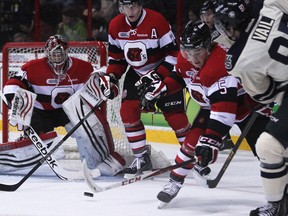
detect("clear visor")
[214,17,229,36]
[119,3,142,13]
[180,47,205,61]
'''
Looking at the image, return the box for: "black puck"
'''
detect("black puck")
[84,192,94,197]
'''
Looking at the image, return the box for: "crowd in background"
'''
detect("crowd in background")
[0,0,203,49]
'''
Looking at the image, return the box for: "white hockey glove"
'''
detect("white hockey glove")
[135,70,162,98]
[195,135,223,167]
[98,73,119,100]
[8,88,36,131]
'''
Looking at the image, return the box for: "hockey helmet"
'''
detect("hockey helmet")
[180,21,212,64]
[180,21,212,51]
[214,0,251,33]
[45,35,69,76]
[200,0,217,15]
[118,0,143,7]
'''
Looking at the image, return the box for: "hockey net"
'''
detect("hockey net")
[1,41,170,169]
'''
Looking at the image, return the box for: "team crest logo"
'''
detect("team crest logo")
[186,68,198,80]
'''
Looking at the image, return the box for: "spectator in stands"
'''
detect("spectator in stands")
[83,0,118,41]
[12,32,33,42]
[186,6,200,27]
[57,6,87,41]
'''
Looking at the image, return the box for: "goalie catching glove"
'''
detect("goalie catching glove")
[195,135,223,167]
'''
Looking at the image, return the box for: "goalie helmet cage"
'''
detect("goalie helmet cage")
[1,41,133,158]
[1,41,170,169]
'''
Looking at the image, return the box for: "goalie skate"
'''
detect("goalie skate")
[123,153,152,179]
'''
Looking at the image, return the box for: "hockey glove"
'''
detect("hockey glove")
[99,73,119,100]
[195,135,223,167]
[135,70,162,98]
[144,80,167,101]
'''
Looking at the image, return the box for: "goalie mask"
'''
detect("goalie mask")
[45,35,69,77]
[180,21,212,68]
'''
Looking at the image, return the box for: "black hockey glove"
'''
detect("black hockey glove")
[195,135,223,167]
[135,70,162,98]
[139,80,167,112]
[99,73,119,100]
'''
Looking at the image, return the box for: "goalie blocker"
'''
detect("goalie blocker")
[63,72,126,176]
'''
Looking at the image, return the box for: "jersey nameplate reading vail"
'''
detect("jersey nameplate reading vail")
[252,16,274,43]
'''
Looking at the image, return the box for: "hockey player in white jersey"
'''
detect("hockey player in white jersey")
[215,0,288,215]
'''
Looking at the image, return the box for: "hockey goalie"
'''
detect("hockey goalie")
[0,34,125,177]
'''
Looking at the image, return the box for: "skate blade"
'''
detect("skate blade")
[158,201,169,209]
[124,170,151,179]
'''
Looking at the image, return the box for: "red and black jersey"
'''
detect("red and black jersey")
[3,57,94,110]
[164,44,251,138]
[107,8,178,79]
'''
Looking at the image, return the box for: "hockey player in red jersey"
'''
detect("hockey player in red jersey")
[101,0,190,175]
[1,35,125,176]
[215,0,288,215]
[139,21,270,207]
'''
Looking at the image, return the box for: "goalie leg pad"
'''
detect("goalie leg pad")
[96,154,125,176]
[64,92,125,170]
[0,131,65,173]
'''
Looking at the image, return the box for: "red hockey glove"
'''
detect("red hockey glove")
[195,135,223,167]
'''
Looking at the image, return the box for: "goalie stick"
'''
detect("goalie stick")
[194,112,258,188]
[24,126,84,180]
[82,157,197,193]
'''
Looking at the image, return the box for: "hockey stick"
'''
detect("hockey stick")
[0,101,102,192]
[195,112,258,188]
[24,127,84,180]
[83,157,197,193]
[0,91,83,181]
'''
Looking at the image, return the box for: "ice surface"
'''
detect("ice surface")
[0,142,265,216]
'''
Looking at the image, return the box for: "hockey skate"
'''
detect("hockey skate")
[157,180,183,209]
[123,153,152,178]
[250,195,287,216]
